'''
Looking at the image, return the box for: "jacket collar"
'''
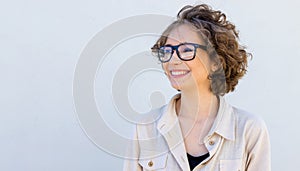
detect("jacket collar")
[207,95,235,141]
[157,93,236,142]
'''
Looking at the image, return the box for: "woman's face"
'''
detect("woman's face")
[162,24,214,92]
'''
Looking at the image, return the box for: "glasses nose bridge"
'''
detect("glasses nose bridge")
[169,45,181,62]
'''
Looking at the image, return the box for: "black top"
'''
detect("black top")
[187,152,210,171]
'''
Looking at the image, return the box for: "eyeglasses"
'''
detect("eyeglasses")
[153,43,207,63]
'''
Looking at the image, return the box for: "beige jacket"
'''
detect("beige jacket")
[123,94,271,171]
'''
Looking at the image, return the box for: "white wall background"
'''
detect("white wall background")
[1,0,299,170]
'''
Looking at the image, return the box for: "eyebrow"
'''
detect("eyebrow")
[164,42,189,46]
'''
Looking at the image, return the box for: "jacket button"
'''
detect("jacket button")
[209,140,215,145]
[148,161,153,167]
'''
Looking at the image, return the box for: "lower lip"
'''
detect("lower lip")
[170,71,190,78]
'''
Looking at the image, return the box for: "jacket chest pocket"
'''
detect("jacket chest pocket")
[138,152,168,171]
[219,159,242,171]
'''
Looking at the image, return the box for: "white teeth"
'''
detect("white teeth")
[170,71,189,76]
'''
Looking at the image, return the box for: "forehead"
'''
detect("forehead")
[166,24,204,45]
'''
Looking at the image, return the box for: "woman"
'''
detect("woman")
[124,4,271,171]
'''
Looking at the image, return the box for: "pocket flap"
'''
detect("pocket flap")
[138,152,168,170]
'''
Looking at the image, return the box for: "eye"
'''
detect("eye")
[179,44,195,53]
[182,47,193,52]
[159,47,172,55]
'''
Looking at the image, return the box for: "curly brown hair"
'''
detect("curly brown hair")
[151,4,251,95]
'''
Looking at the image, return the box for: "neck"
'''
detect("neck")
[176,89,219,121]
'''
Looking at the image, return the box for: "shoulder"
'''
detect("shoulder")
[231,106,269,136]
[135,104,167,134]
[232,107,267,126]
[136,104,167,125]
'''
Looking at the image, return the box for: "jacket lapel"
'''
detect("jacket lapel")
[157,94,190,171]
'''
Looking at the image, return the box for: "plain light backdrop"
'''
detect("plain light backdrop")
[1,0,299,170]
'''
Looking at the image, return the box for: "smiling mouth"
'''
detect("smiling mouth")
[170,70,190,77]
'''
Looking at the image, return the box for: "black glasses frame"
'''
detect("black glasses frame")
[157,43,207,63]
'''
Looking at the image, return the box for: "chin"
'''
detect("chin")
[171,82,187,91]
[171,80,198,92]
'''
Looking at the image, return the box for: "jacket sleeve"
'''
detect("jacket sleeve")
[245,117,271,171]
[123,125,142,171]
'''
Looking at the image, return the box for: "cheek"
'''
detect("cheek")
[188,58,210,78]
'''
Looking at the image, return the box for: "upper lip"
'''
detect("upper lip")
[169,69,190,72]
